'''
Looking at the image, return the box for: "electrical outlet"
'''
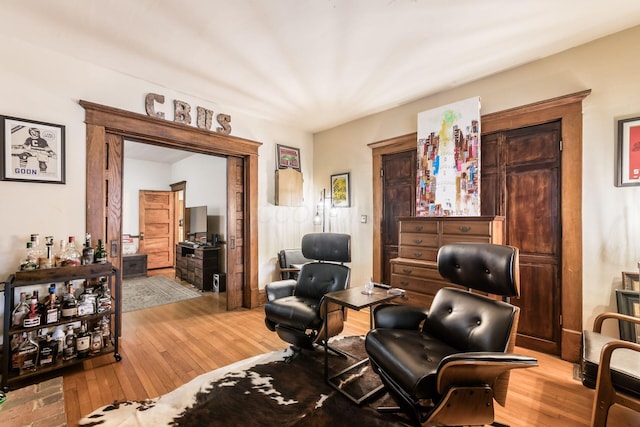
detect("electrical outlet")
[360,215,367,224]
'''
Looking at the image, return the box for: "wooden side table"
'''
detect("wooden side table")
[122,253,148,279]
[323,285,402,404]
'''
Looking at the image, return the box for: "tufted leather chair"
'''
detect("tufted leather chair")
[365,243,538,426]
[265,233,351,353]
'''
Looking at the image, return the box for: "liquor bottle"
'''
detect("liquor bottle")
[23,292,41,328]
[38,334,57,366]
[101,315,111,348]
[41,236,55,269]
[61,282,78,319]
[82,233,94,265]
[52,326,65,358]
[77,284,96,316]
[17,331,39,372]
[54,239,67,267]
[11,292,30,327]
[43,283,60,324]
[76,321,91,359]
[97,281,112,313]
[63,324,77,361]
[30,233,43,265]
[90,327,103,356]
[61,236,81,266]
[19,242,39,271]
[94,239,108,264]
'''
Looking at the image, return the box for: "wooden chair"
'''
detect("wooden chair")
[581,312,640,427]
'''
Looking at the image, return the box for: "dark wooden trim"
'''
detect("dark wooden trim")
[370,90,591,361]
[82,100,262,309]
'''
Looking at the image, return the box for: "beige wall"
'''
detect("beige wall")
[314,25,640,333]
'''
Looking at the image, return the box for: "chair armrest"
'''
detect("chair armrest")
[593,311,640,333]
[265,279,296,302]
[373,303,429,329]
[435,351,538,397]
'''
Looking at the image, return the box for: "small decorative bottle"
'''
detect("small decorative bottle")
[19,242,39,271]
[23,292,41,328]
[90,327,103,356]
[61,282,78,319]
[43,283,60,324]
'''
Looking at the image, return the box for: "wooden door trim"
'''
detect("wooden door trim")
[82,100,262,309]
[370,90,591,361]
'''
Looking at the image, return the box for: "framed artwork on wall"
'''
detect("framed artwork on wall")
[0,115,65,184]
[623,271,640,291]
[616,116,640,187]
[615,289,640,343]
[276,144,301,171]
[331,172,350,207]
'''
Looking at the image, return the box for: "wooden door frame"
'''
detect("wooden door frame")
[81,100,262,309]
[370,90,591,362]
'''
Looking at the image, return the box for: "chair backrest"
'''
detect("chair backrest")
[425,243,521,353]
[277,248,313,279]
[294,233,351,301]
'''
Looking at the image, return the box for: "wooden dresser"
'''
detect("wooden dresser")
[175,243,221,291]
[390,216,505,307]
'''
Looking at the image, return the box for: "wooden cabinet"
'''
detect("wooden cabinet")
[175,243,221,291]
[122,253,148,279]
[2,263,121,391]
[391,216,504,307]
[275,168,303,206]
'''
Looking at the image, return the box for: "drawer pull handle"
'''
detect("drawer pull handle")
[415,226,423,231]
[402,268,412,274]
[414,239,423,244]
[400,281,409,286]
[458,226,471,232]
[413,252,423,258]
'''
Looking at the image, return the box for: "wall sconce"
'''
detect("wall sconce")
[313,188,336,232]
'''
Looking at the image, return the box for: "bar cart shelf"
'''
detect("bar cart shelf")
[2,263,121,391]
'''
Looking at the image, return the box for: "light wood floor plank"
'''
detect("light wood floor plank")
[61,271,640,426]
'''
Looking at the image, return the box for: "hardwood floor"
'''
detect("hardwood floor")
[62,273,640,426]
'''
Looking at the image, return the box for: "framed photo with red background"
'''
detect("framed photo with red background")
[617,116,640,187]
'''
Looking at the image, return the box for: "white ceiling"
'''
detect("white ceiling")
[2,1,640,134]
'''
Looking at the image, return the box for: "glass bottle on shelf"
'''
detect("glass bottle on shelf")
[101,315,111,348]
[82,233,94,265]
[11,292,30,327]
[39,235,55,269]
[61,236,81,266]
[90,327,103,356]
[61,282,78,319]
[63,324,77,361]
[23,292,41,328]
[38,334,57,367]
[43,283,60,324]
[94,239,108,264]
[19,242,39,271]
[76,321,91,359]
[54,239,67,267]
[30,233,43,265]
[52,325,65,358]
[16,331,39,373]
[77,283,96,316]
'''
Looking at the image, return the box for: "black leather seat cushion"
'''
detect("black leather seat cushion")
[366,329,459,399]
[264,295,322,330]
[582,330,640,399]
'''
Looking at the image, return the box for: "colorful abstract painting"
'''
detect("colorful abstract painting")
[416,97,481,216]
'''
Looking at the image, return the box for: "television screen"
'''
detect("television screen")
[189,205,208,236]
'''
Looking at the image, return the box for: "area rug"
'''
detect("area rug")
[79,336,412,426]
[122,276,202,313]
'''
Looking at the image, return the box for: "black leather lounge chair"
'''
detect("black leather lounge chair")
[365,242,538,426]
[265,232,351,357]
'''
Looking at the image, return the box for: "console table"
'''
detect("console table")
[175,243,221,291]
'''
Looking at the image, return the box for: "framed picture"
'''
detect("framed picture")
[623,271,640,291]
[276,144,301,171]
[616,116,640,187]
[1,115,65,184]
[615,289,640,343]
[331,172,350,208]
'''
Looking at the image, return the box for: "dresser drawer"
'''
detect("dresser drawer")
[390,274,448,295]
[442,234,492,245]
[391,262,441,280]
[398,246,438,262]
[442,220,491,236]
[400,220,439,234]
[399,232,439,247]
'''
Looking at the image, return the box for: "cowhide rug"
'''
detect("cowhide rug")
[79,336,413,426]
